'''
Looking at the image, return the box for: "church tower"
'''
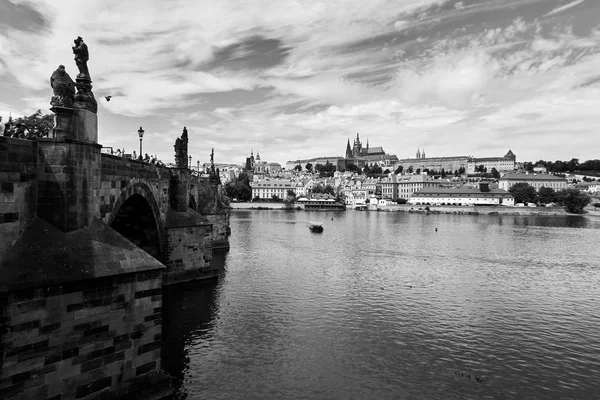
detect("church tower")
[345,139,352,159]
[353,133,362,157]
[422,149,426,158]
[416,149,420,158]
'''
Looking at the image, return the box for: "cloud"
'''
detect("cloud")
[394,50,499,109]
[1,0,600,164]
[394,20,409,30]
[545,0,586,17]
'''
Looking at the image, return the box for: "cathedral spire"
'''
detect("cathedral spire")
[366,138,369,149]
[422,148,425,158]
[346,139,352,158]
[416,149,420,158]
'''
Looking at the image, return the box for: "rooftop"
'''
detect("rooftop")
[500,173,567,181]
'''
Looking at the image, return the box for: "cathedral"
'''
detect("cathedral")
[285,133,397,172]
[345,133,386,159]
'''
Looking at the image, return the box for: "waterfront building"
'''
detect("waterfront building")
[251,179,295,200]
[498,173,567,192]
[396,174,443,199]
[409,183,515,206]
[381,175,399,200]
[467,150,517,173]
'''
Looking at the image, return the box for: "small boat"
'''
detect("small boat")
[308,221,324,233]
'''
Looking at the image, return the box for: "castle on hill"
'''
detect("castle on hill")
[285,133,398,172]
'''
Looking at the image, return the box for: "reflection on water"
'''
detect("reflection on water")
[162,211,600,399]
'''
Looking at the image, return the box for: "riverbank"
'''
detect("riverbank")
[229,202,600,216]
[229,202,301,210]
[377,204,575,216]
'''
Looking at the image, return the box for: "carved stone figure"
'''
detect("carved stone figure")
[174,127,189,168]
[50,65,76,108]
[72,36,90,80]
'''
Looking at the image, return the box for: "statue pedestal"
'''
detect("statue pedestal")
[74,78,98,114]
[73,109,98,143]
[50,106,75,139]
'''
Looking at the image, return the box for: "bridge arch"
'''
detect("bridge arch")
[108,181,164,261]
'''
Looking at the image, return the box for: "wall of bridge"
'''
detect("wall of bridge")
[0,137,37,255]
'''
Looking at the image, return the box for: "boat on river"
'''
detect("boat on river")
[308,222,324,233]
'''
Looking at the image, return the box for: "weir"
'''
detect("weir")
[0,37,229,399]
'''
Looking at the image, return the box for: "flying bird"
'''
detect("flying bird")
[105,96,112,101]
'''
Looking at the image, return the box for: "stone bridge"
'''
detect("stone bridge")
[0,42,232,399]
[0,133,230,285]
[0,127,231,399]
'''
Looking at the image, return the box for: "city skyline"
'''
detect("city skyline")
[1,0,599,166]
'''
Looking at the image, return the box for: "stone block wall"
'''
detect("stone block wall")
[0,137,37,255]
[203,213,230,251]
[164,225,214,285]
[0,270,167,400]
[168,169,188,212]
[36,139,102,232]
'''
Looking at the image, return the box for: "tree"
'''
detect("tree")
[407,166,414,174]
[537,186,557,204]
[314,163,324,173]
[394,165,404,174]
[491,168,500,179]
[363,165,371,175]
[13,109,54,137]
[458,167,466,175]
[224,171,252,201]
[305,163,313,172]
[509,182,538,204]
[556,189,590,214]
[318,161,336,177]
[346,164,359,173]
[567,158,579,173]
[271,194,281,203]
[312,184,335,196]
[416,168,421,174]
[371,165,383,174]
[383,169,390,174]
[441,168,446,178]
[396,198,407,204]
[294,164,302,172]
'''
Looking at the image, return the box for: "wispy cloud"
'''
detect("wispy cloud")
[545,0,586,17]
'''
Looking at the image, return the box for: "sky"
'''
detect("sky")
[1,0,599,166]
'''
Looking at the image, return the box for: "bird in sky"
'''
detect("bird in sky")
[105,95,112,101]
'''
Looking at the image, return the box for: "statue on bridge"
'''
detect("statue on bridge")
[174,127,189,168]
[50,65,76,108]
[72,36,90,80]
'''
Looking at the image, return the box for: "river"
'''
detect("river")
[162,210,600,399]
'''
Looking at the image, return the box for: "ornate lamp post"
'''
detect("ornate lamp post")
[189,155,192,169]
[137,126,144,160]
[197,160,200,174]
